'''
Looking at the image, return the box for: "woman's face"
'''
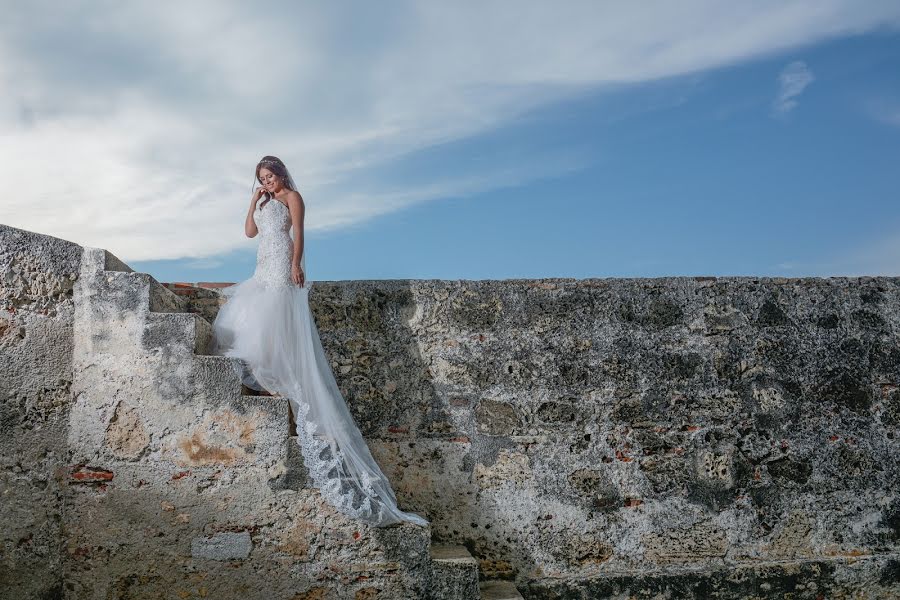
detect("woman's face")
[258,167,281,192]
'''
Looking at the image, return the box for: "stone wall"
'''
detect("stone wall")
[0,226,83,598]
[162,282,232,324]
[2,220,899,598]
[194,276,900,597]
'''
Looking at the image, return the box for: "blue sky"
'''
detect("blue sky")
[1,2,899,282]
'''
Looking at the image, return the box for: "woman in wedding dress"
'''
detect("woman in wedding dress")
[210,155,428,528]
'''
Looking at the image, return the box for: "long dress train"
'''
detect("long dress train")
[210,196,428,528]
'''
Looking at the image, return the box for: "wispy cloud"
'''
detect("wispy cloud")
[772,60,814,116]
[183,257,226,270]
[862,96,900,127]
[880,109,900,126]
[773,225,900,276]
[1,1,899,261]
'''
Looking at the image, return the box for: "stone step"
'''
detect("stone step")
[430,544,480,600]
[77,249,222,359]
[480,580,524,600]
[143,311,213,355]
[278,433,399,484]
[162,283,227,323]
[100,269,188,314]
[79,269,199,353]
[144,272,188,313]
[191,355,250,401]
[98,247,134,273]
[70,388,292,472]
[273,435,433,533]
[269,434,309,491]
[157,391,290,471]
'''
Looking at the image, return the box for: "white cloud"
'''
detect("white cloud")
[879,109,900,126]
[773,225,900,276]
[841,230,900,276]
[772,60,815,115]
[183,257,226,270]
[862,96,900,127]
[1,1,899,261]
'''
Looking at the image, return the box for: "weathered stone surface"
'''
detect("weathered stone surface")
[3,223,900,599]
[2,226,434,600]
[105,400,150,459]
[643,522,728,564]
[474,449,533,488]
[476,398,521,435]
[430,544,480,600]
[191,530,252,560]
[287,275,899,596]
[526,555,900,599]
[0,225,82,599]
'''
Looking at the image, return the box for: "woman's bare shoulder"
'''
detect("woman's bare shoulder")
[286,190,304,208]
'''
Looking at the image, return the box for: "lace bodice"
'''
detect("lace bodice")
[253,197,304,287]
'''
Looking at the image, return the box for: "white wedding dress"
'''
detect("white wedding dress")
[210,195,428,528]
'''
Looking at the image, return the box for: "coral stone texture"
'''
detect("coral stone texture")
[2,223,899,599]
[1,226,81,600]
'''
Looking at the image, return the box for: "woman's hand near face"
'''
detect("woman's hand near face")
[252,185,266,204]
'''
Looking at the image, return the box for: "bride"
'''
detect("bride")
[210,155,428,528]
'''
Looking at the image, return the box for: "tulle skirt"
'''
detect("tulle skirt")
[211,276,429,527]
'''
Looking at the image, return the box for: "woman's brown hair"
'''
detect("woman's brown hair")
[255,155,294,202]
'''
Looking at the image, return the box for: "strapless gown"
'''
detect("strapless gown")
[210,196,428,527]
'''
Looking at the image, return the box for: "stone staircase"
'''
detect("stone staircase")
[67,246,523,599]
[429,545,523,600]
